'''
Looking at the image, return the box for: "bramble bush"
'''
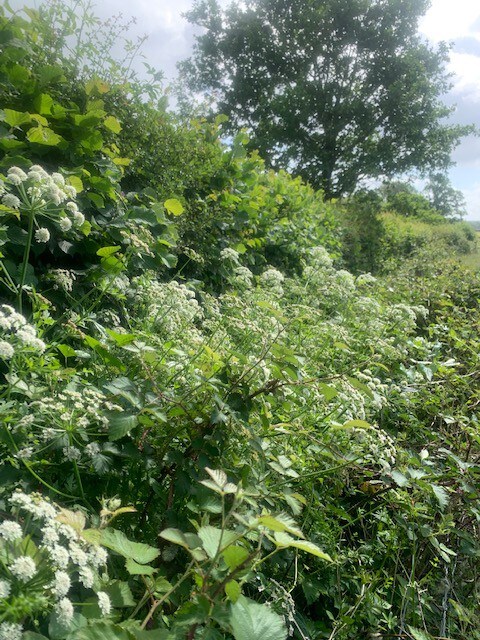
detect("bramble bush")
[0,3,478,640]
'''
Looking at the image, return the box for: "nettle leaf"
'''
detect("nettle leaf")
[164,198,184,216]
[100,528,159,564]
[230,596,287,640]
[198,526,238,559]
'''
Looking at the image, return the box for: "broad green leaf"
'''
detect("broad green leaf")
[164,198,184,216]
[23,634,49,640]
[100,528,159,564]
[341,419,372,429]
[97,245,121,257]
[69,622,135,640]
[198,526,238,559]
[27,125,63,146]
[105,580,135,607]
[57,344,77,358]
[223,545,250,571]
[33,93,54,114]
[257,514,304,538]
[4,109,31,127]
[225,579,241,602]
[407,627,434,640]
[126,557,157,575]
[107,411,137,441]
[273,532,332,561]
[230,596,287,640]
[159,527,202,551]
[104,115,122,133]
[67,176,84,193]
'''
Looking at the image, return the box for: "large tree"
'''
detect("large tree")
[181,0,471,198]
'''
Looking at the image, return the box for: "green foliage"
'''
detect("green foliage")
[182,0,471,198]
[0,3,478,640]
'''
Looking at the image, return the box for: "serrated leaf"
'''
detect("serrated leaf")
[431,484,449,510]
[198,526,238,559]
[205,467,228,487]
[107,412,137,441]
[100,528,159,564]
[159,527,202,551]
[230,596,287,640]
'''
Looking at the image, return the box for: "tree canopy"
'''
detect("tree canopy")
[182,0,471,198]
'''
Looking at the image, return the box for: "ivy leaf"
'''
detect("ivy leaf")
[230,596,287,640]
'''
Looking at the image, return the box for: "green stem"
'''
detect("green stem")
[18,209,35,313]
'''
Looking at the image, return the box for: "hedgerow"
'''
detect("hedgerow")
[0,3,478,640]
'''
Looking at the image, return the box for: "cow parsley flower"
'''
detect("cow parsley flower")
[35,227,50,243]
[97,591,111,615]
[2,193,21,209]
[0,579,11,598]
[9,555,37,582]
[0,622,23,640]
[59,216,72,232]
[0,340,14,359]
[55,597,74,627]
[53,570,71,598]
[78,566,94,588]
[0,520,23,541]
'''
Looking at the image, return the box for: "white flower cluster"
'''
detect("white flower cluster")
[49,268,77,292]
[14,386,123,462]
[131,275,202,336]
[1,165,85,237]
[231,265,254,289]
[259,268,285,296]
[0,491,111,632]
[220,247,241,263]
[0,305,46,359]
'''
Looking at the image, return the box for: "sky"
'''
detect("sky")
[10,0,480,219]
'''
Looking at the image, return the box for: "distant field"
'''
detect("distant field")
[467,220,480,231]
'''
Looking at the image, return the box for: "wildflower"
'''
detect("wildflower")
[35,227,50,243]
[9,556,37,582]
[59,217,72,232]
[63,446,81,461]
[73,210,85,227]
[2,193,21,209]
[8,166,28,181]
[220,247,240,262]
[53,571,71,598]
[55,597,74,627]
[15,446,34,460]
[48,545,70,569]
[0,520,23,541]
[78,566,94,588]
[69,542,87,566]
[64,185,77,199]
[97,591,111,615]
[0,579,11,598]
[85,442,100,457]
[88,546,108,568]
[0,340,14,359]
[66,201,79,213]
[0,622,23,640]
